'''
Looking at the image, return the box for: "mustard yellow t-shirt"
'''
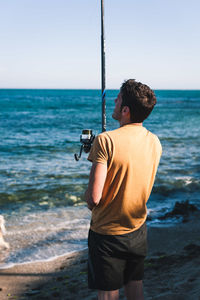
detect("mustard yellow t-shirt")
[88,124,162,235]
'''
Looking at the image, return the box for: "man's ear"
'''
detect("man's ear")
[122,106,130,116]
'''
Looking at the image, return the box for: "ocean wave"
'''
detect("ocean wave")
[153,177,200,196]
[0,206,90,268]
[0,185,87,208]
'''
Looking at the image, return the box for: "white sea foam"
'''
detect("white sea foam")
[174,176,193,185]
[0,248,88,270]
[0,206,91,269]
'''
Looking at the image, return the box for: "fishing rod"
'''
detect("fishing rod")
[101,0,106,133]
[74,0,106,161]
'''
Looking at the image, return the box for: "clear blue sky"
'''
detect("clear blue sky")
[0,0,200,89]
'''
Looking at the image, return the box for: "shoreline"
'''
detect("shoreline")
[0,212,200,299]
[0,248,88,271]
[1,200,197,271]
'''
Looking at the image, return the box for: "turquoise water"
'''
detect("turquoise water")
[0,89,200,267]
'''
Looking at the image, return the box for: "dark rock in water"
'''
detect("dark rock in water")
[183,243,200,256]
[158,200,198,220]
[147,215,153,221]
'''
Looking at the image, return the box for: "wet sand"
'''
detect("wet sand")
[0,212,200,300]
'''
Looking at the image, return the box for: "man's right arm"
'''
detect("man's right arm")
[85,162,107,210]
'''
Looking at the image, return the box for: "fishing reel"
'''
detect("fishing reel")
[74,129,95,161]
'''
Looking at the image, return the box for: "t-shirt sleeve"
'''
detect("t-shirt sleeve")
[87,133,110,164]
[155,135,162,157]
[153,134,162,166]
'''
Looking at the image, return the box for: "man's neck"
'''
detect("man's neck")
[120,120,143,127]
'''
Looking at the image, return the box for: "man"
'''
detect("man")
[85,79,162,300]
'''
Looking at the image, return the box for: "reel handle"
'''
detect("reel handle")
[74,145,83,161]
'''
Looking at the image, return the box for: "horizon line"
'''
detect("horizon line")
[1,87,200,91]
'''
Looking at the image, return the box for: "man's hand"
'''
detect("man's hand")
[85,162,107,210]
[84,189,95,211]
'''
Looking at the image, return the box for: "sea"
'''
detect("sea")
[0,89,200,268]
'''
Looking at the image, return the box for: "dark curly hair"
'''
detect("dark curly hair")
[120,79,157,123]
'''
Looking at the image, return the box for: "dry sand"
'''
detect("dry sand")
[0,212,200,300]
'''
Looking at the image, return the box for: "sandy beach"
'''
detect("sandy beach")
[0,211,200,300]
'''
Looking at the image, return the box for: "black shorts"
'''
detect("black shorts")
[88,222,147,291]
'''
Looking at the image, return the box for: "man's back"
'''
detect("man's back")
[88,123,162,235]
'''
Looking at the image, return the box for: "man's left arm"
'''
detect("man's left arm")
[85,162,107,210]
